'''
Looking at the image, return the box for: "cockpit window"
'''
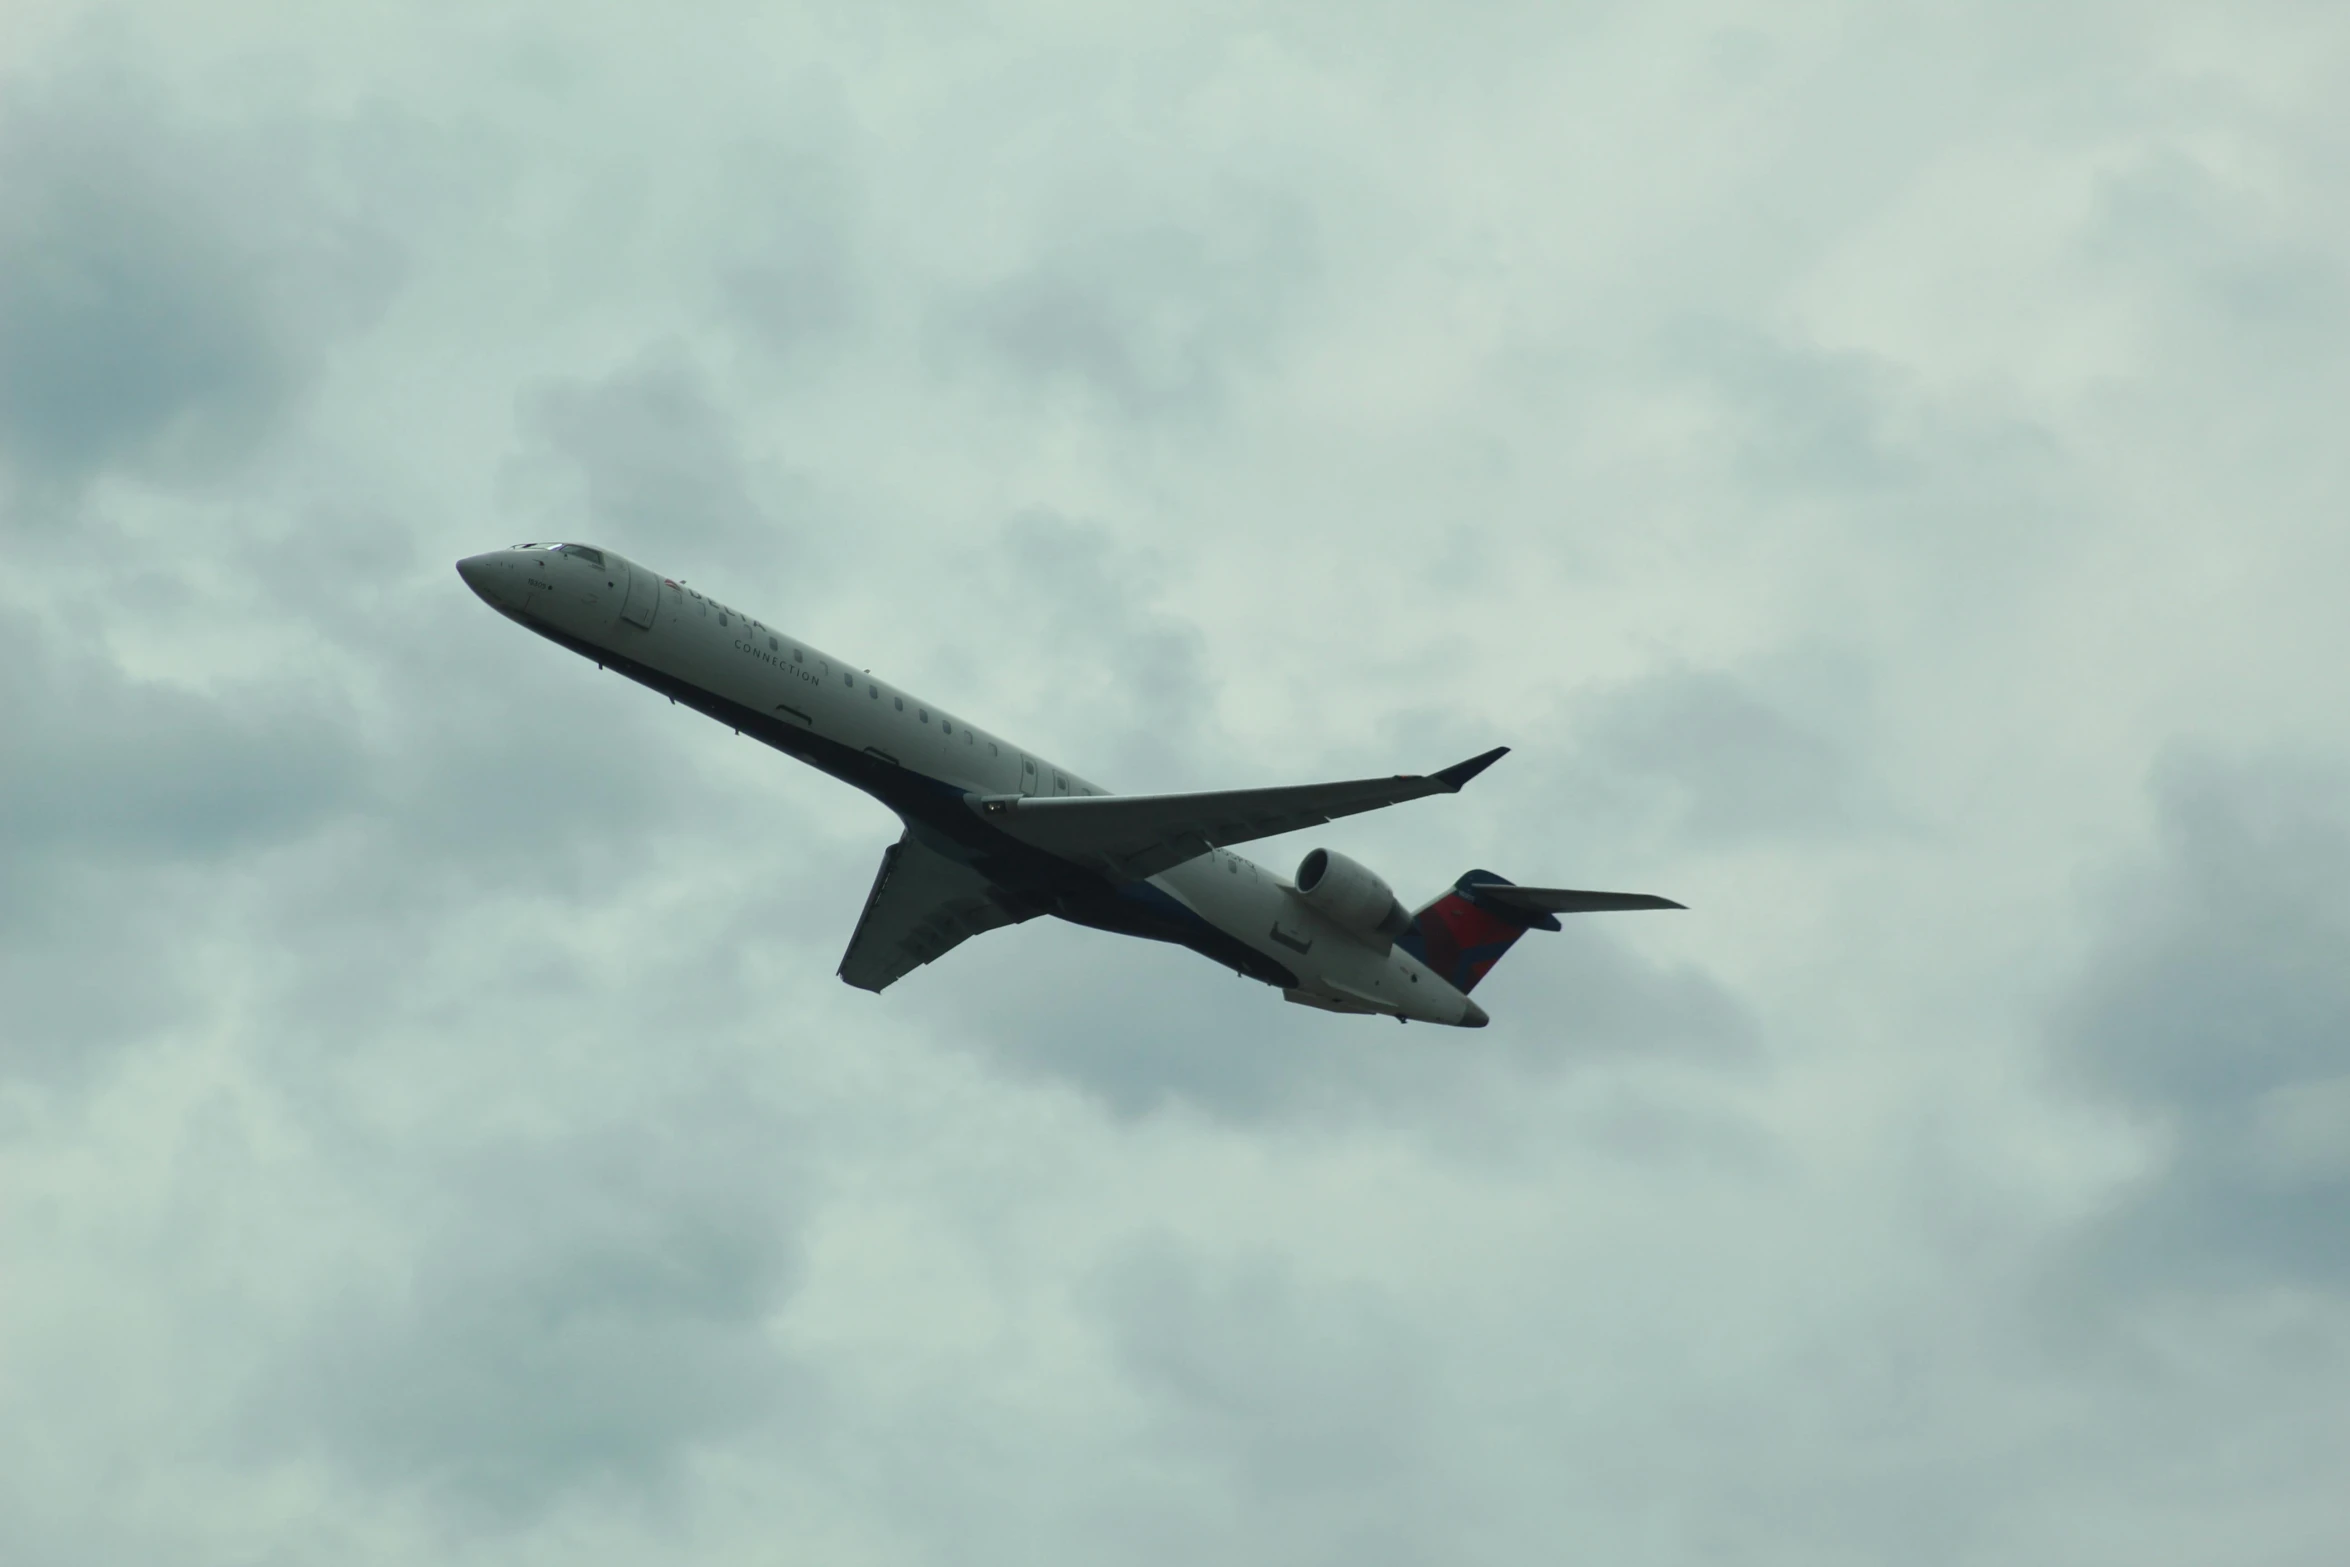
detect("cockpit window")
[511,541,605,567]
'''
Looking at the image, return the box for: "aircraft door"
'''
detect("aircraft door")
[619,560,661,629]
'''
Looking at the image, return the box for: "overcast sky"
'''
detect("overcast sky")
[3,2,2347,1563]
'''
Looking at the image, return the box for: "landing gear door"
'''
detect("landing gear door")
[619,560,661,629]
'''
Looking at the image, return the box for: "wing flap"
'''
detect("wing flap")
[839,834,1032,993]
[972,746,1509,881]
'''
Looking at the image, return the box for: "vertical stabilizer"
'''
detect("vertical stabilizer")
[1395,870,1561,995]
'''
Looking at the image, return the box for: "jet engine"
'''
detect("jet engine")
[1294,848,1413,944]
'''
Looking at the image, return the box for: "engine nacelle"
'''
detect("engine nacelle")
[1294,847,1413,945]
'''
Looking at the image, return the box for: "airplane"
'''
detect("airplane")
[457,542,1682,1027]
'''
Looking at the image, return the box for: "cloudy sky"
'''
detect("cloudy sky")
[4,1,2347,1561]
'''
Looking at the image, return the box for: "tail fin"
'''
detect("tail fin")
[1395,870,1561,995]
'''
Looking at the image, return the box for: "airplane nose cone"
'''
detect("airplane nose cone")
[456,553,503,605]
[1460,999,1489,1028]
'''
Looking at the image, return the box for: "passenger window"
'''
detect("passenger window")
[964,732,974,746]
[894,696,904,711]
[718,611,729,626]
[941,718,951,734]
[794,649,804,664]
[918,709,929,723]
[768,636,778,651]
[988,742,999,756]
[869,684,878,698]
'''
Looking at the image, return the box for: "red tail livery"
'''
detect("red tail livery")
[1397,871,1562,994]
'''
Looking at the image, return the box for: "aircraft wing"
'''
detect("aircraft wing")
[839,833,1034,993]
[971,746,1510,882]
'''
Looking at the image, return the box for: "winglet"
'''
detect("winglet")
[1433,745,1509,791]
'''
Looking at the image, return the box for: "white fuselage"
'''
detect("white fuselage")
[458,542,1484,1025]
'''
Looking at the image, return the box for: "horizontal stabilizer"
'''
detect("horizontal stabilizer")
[1401,870,1684,993]
[1475,885,1686,916]
[972,747,1509,882]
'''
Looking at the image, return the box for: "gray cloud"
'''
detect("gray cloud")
[2089,145,2350,371]
[2056,753,2350,1297]
[961,510,1220,788]
[1666,321,1918,496]
[716,133,863,365]
[939,193,1316,421]
[261,1114,807,1516]
[0,74,398,490]
[515,349,818,579]
[0,612,362,876]
[1546,661,1882,849]
[1091,1239,1439,1564]
[0,599,368,1077]
[1474,920,1760,1071]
